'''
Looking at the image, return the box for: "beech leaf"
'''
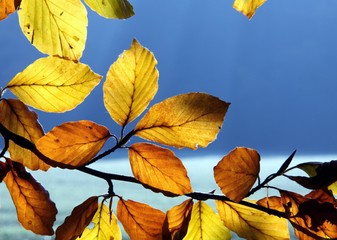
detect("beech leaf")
[36,120,111,168]
[216,200,289,240]
[129,143,192,196]
[4,161,57,235]
[0,0,21,20]
[214,147,260,202]
[55,196,99,240]
[0,99,49,171]
[5,56,102,113]
[183,200,231,240]
[233,0,266,19]
[117,198,166,240]
[18,0,87,60]
[0,161,11,182]
[135,93,230,149]
[104,39,158,126]
[83,0,134,19]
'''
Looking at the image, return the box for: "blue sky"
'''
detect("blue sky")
[1,1,337,156]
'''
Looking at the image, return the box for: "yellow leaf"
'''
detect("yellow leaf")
[5,56,102,113]
[216,200,289,240]
[117,198,166,240]
[0,0,21,20]
[129,143,192,196]
[135,93,230,149]
[214,147,260,202]
[36,120,111,168]
[55,196,99,240]
[0,99,49,171]
[183,201,231,240]
[4,161,57,235]
[233,0,266,19]
[83,0,134,19]
[77,203,122,240]
[104,39,158,126]
[18,0,87,60]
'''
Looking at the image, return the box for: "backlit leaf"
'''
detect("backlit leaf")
[4,161,57,235]
[0,99,49,171]
[214,147,260,202]
[104,39,158,126]
[216,200,289,240]
[0,161,11,182]
[18,0,87,60]
[183,201,231,240]
[5,56,102,113]
[129,143,192,196]
[36,120,111,168]
[117,198,166,240]
[55,196,98,240]
[233,0,266,19]
[135,93,229,149]
[0,0,21,20]
[84,0,134,19]
[78,203,122,240]
[257,196,285,213]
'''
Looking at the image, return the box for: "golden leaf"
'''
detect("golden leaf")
[18,0,87,60]
[4,161,57,235]
[36,120,111,168]
[104,39,158,126]
[77,203,122,240]
[216,200,289,240]
[117,198,166,240]
[233,0,266,19]
[183,201,231,240]
[0,99,49,171]
[129,143,192,196]
[214,147,260,202]
[83,0,134,19]
[257,196,285,213]
[0,0,21,20]
[135,93,230,149]
[55,196,98,240]
[5,56,102,113]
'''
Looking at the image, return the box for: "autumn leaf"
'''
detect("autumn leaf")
[216,200,289,240]
[55,196,98,240]
[104,39,158,126]
[0,161,11,182]
[0,0,21,20]
[135,93,230,149]
[214,147,260,202]
[0,99,49,171]
[4,160,57,235]
[233,0,266,19]
[183,200,231,240]
[5,56,102,113]
[78,203,122,240]
[117,198,166,240]
[257,196,285,213]
[18,0,87,60]
[129,143,192,196]
[84,0,134,19]
[36,120,111,168]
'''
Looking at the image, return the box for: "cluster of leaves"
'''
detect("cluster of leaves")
[1,0,337,240]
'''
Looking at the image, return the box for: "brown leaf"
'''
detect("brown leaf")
[129,143,192,196]
[36,120,111,168]
[4,160,57,235]
[134,93,230,149]
[117,198,166,240]
[55,196,98,240]
[0,0,21,20]
[214,147,260,202]
[0,161,10,182]
[0,99,49,170]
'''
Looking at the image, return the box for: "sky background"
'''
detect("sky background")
[1,0,337,157]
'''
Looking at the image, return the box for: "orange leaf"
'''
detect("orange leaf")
[257,196,285,213]
[117,198,166,240]
[0,161,11,182]
[0,99,49,170]
[135,93,230,149]
[233,0,266,19]
[164,199,193,240]
[55,196,98,240]
[4,160,57,235]
[214,147,260,202]
[0,0,21,20]
[36,120,111,168]
[129,143,192,196]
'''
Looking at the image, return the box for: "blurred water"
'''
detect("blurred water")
[0,154,336,239]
